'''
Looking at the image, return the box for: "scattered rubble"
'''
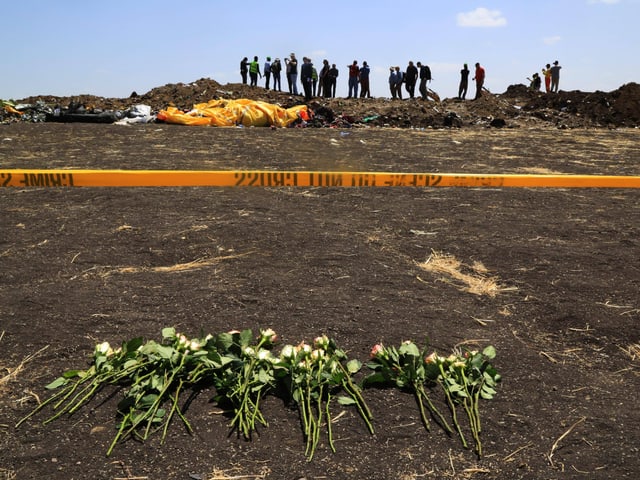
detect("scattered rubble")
[3,78,640,128]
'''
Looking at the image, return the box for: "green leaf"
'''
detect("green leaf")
[483,371,501,385]
[139,393,159,408]
[219,355,234,366]
[258,368,271,384]
[152,344,175,360]
[399,342,420,357]
[346,359,362,374]
[239,329,254,348]
[45,377,69,389]
[215,333,233,351]
[161,327,176,340]
[123,359,138,370]
[362,372,388,386]
[62,369,85,379]
[365,361,383,371]
[480,389,495,400]
[292,389,301,403]
[482,345,497,359]
[337,395,357,406]
[446,383,464,393]
[481,384,497,396]
[123,337,144,354]
[152,408,166,422]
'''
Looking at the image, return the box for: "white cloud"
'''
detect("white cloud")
[457,7,507,27]
[588,0,620,4]
[543,35,562,45]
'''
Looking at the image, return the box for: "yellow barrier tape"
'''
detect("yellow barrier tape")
[2,170,640,188]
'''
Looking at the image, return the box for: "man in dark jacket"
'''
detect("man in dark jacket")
[301,57,314,101]
[240,57,248,84]
[328,64,339,98]
[271,58,282,92]
[417,62,432,100]
[404,61,419,99]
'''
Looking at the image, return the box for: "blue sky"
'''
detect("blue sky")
[1,0,638,101]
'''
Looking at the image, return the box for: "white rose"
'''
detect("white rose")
[96,341,111,355]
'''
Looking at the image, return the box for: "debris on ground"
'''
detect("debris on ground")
[3,78,640,128]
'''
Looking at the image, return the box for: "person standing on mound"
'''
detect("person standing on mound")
[550,60,562,93]
[249,56,261,87]
[458,63,470,100]
[240,57,248,84]
[542,64,552,93]
[473,62,485,100]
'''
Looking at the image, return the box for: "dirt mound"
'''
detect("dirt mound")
[505,82,640,128]
[7,79,640,129]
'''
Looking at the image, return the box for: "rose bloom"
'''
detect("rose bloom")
[327,359,339,373]
[314,335,329,349]
[96,341,112,356]
[298,360,310,371]
[257,349,271,361]
[189,340,201,351]
[280,344,295,359]
[424,352,439,364]
[297,342,312,356]
[311,349,325,362]
[370,344,385,358]
[227,329,241,335]
[243,347,256,357]
[261,328,278,343]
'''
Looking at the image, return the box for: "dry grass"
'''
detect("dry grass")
[516,166,563,175]
[0,468,17,480]
[111,255,239,274]
[417,251,516,297]
[1,334,47,480]
[207,465,271,479]
[621,343,640,362]
[69,252,253,279]
[0,333,49,394]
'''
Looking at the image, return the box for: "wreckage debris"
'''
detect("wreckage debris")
[3,80,640,128]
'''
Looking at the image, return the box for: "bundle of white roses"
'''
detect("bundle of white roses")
[208,328,278,439]
[18,327,499,460]
[274,335,373,460]
[426,346,500,457]
[365,340,452,434]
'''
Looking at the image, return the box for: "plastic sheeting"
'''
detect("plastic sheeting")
[157,99,311,127]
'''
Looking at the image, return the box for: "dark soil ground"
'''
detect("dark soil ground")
[1,86,640,480]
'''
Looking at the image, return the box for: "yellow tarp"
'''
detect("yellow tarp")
[3,104,22,115]
[157,99,311,127]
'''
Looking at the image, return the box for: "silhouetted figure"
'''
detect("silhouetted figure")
[458,63,470,100]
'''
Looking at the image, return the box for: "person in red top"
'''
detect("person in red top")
[542,64,552,93]
[473,62,485,100]
[347,60,360,98]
